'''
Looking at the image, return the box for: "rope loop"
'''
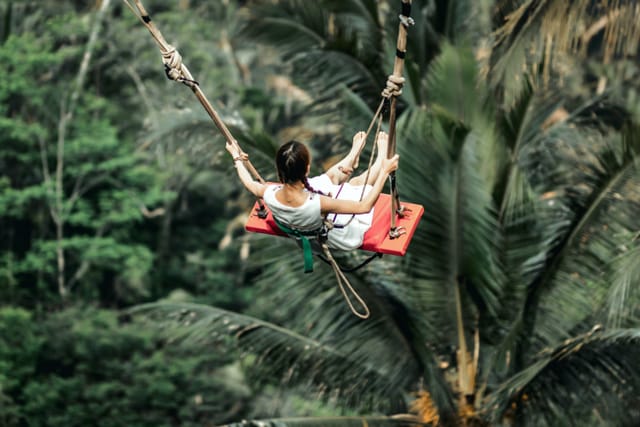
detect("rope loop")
[322,218,334,232]
[162,45,199,86]
[317,218,334,242]
[399,14,415,28]
[381,74,406,99]
[162,45,183,80]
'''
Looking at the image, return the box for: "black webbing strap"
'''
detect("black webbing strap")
[401,2,411,17]
[399,1,414,28]
[318,252,383,273]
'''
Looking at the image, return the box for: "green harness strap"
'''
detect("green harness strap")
[273,215,371,319]
[272,216,319,273]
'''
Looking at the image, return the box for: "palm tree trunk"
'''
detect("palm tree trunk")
[454,277,477,424]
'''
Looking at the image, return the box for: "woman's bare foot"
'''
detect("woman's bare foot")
[376,131,389,160]
[326,131,368,184]
[349,131,389,186]
[349,131,367,170]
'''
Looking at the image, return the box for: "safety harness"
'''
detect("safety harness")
[270,216,326,274]
[272,214,372,319]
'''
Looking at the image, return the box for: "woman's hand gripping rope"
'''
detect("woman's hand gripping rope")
[226,142,266,199]
[382,153,400,175]
[226,141,248,164]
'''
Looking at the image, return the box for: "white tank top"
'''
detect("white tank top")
[262,185,323,232]
[262,176,374,251]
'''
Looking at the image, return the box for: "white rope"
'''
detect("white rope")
[321,243,370,319]
[161,45,184,81]
[381,74,406,99]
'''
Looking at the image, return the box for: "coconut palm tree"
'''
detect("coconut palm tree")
[131,0,640,425]
[488,0,640,107]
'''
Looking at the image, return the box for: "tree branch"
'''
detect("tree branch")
[66,172,112,214]
[53,0,112,298]
[67,223,109,291]
[38,135,59,224]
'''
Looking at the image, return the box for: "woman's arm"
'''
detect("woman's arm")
[226,142,266,198]
[320,154,399,215]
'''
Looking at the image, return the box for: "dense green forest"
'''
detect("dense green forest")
[1,0,639,426]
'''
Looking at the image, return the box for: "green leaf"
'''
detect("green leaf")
[220,415,427,427]
[130,300,411,412]
[486,328,640,425]
[605,244,640,328]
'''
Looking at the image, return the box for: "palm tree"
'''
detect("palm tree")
[488,0,640,107]
[131,0,640,425]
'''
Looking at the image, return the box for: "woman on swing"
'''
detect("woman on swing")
[227,131,399,251]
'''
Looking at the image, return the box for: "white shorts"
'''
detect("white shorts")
[307,174,374,250]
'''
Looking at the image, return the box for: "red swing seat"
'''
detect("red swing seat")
[245,193,424,256]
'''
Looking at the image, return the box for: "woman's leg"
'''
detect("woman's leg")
[325,131,367,185]
[349,131,388,186]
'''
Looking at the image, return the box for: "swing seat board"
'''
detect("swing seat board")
[245,193,424,256]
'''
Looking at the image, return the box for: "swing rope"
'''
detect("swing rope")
[329,101,385,227]
[318,0,413,318]
[386,0,414,237]
[321,242,371,319]
[123,0,414,319]
[122,0,268,216]
[329,0,413,239]
[319,80,401,318]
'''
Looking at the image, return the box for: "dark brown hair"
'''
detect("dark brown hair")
[276,141,327,196]
[276,141,309,184]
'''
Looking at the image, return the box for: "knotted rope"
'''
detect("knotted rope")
[381,75,406,99]
[386,0,413,238]
[122,0,267,217]
[125,0,415,319]
[161,45,196,85]
[319,1,414,318]
[333,0,413,238]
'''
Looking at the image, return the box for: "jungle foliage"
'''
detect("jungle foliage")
[1,0,639,426]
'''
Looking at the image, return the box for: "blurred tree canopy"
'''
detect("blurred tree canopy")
[1,0,639,426]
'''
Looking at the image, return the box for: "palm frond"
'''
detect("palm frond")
[392,109,457,345]
[486,328,640,426]
[240,2,328,60]
[394,105,504,355]
[336,86,380,133]
[486,87,577,350]
[241,229,459,421]
[322,0,383,61]
[495,80,563,220]
[139,107,227,158]
[511,111,640,368]
[241,0,386,104]
[425,43,486,128]
[130,299,410,411]
[489,0,640,105]
[490,94,636,338]
[605,243,640,328]
[438,0,494,46]
[219,415,427,427]
[390,109,502,419]
[290,50,382,104]
[245,236,425,394]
